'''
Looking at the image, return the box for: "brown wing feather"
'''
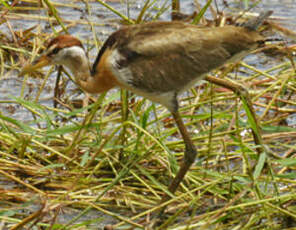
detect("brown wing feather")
[109,21,264,93]
[93,21,265,94]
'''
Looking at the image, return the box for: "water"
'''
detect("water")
[1,0,296,121]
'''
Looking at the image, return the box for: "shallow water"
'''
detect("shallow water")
[1,0,296,122]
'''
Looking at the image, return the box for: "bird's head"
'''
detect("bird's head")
[20,34,88,76]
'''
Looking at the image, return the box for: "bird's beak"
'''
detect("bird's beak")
[19,55,51,76]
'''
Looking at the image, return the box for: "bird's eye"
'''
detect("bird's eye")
[51,48,59,55]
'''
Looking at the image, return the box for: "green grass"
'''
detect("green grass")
[0,0,296,229]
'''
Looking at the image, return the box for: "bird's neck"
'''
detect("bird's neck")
[64,50,115,94]
[77,71,114,94]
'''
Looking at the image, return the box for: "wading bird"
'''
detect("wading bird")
[20,11,272,201]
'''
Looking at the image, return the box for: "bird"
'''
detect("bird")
[20,11,272,201]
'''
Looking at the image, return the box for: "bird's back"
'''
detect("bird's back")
[103,22,263,90]
[92,16,270,110]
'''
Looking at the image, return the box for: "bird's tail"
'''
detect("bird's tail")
[241,10,272,30]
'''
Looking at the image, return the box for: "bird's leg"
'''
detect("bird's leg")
[172,0,180,14]
[171,0,180,20]
[163,110,197,201]
[205,76,264,155]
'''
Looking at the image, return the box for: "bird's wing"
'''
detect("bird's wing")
[103,22,263,93]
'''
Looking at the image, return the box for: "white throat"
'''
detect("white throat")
[55,46,90,77]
